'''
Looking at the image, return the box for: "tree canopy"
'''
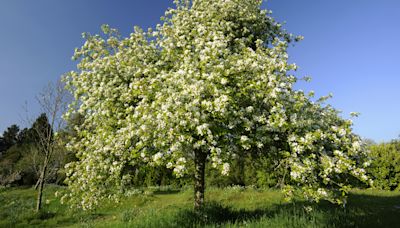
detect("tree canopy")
[1,124,20,151]
[63,0,371,209]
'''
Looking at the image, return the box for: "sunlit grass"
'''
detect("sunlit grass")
[1,185,400,227]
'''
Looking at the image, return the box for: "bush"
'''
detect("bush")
[368,140,400,190]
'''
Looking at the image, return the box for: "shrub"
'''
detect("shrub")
[368,140,400,190]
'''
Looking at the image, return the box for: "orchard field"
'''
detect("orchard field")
[1,185,400,228]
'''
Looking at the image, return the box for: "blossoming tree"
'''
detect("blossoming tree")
[63,0,371,210]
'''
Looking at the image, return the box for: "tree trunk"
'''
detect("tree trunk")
[36,155,48,212]
[194,150,206,211]
[236,151,245,186]
[34,178,40,190]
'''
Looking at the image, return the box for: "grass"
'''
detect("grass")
[1,185,400,227]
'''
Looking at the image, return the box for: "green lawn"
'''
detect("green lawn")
[1,185,400,227]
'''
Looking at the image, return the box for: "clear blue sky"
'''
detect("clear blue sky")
[0,0,399,142]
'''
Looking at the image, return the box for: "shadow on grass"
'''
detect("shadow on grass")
[173,201,273,227]
[153,189,181,195]
[319,193,400,228]
[35,210,56,220]
[169,193,400,228]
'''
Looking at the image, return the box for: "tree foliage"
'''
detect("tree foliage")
[63,0,370,209]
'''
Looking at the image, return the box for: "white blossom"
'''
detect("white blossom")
[222,163,230,176]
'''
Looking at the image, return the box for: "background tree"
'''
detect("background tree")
[63,0,370,210]
[1,124,20,151]
[17,128,33,145]
[0,137,5,155]
[0,124,37,186]
[31,114,53,189]
[0,125,22,186]
[32,80,70,211]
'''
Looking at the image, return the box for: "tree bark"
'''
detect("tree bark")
[34,178,40,190]
[36,154,49,212]
[194,150,206,211]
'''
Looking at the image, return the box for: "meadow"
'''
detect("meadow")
[1,185,400,227]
